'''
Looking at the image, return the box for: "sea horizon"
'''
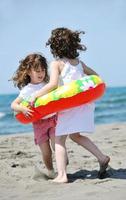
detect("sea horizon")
[0,86,126,136]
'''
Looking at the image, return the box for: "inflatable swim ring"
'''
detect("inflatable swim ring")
[15,75,106,124]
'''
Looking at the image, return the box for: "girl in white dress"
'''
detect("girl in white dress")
[32,28,110,182]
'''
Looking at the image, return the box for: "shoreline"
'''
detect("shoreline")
[0,122,126,200]
[0,121,126,137]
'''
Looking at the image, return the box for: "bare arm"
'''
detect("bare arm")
[11,97,33,116]
[81,61,99,76]
[33,61,60,98]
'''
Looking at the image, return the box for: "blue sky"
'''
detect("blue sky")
[1,0,126,94]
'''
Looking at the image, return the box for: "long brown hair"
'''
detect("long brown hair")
[11,53,49,89]
[46,27,87,59]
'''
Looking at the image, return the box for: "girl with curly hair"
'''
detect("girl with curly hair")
[11,53,56,179]
[31,28,110,183]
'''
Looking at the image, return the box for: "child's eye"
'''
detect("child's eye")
[36,69,45,73]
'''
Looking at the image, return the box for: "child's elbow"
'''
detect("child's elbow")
[11,102,14,110]
[11,102,16,110]
[50,83,58,90]
[53,83,58,89]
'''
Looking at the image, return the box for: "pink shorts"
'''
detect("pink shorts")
[32,115,57,145]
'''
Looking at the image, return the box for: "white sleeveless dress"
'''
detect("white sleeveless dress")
[55,60,95,136]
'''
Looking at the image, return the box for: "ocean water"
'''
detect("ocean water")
[0,87,126,135]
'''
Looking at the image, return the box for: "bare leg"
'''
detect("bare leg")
[39,141,55,178]
[69,133,110,167]
[52,135,68,183]
[50,134,55,152]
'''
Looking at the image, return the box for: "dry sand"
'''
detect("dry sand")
[0,123,126,200]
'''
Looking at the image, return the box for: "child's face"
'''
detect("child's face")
[28,66,45,84]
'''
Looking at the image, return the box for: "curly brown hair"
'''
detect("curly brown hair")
[46,27,87,59]
[11,53,49,89]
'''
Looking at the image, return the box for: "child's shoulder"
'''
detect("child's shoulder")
[19,83,31,94]
[51,58,62,63]
[50,59,64,67]
[21,84,30,90]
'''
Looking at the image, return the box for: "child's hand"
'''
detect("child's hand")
[21,107,34,118]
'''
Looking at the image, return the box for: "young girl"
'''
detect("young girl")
[30,28,110,183]
[11,53,56,178]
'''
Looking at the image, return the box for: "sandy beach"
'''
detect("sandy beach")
[0,122,126,200]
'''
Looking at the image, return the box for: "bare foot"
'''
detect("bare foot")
[48,169,56,179]
[33,165,48,180]
[52,175,68,183]
[98,156,110,178]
